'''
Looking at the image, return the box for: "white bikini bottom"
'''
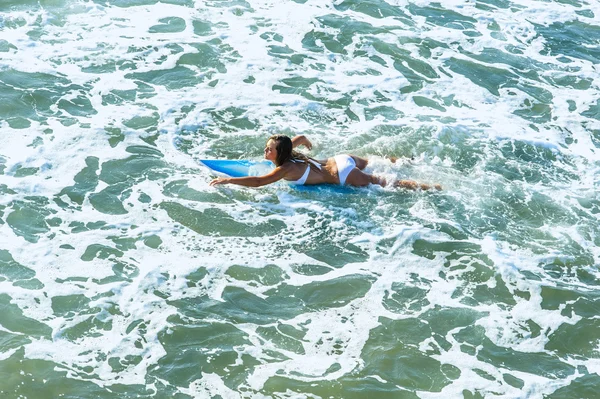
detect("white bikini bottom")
[334,154,356,185]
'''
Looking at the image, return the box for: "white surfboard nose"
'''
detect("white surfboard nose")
[200,160,274,177]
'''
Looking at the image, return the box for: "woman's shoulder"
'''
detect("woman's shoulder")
[280,160,296,167]
[278,160,299,173]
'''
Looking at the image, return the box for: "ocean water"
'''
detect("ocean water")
[0,0,599,397]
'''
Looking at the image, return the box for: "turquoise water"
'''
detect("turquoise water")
[0,0,599,397]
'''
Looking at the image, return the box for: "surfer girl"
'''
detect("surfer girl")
[209,135,441,190]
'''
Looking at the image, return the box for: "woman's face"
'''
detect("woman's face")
[264,139,278,162]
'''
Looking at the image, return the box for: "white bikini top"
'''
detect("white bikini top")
[288,158,321,185]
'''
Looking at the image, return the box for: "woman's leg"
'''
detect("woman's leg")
[344,168,386,187]
[349,155,368,170]
[343,156,441,190]
[349,155,409,169]
[345,170,441,190]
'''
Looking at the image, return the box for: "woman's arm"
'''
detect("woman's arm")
[291,135,312,150]
[210,166,287,187]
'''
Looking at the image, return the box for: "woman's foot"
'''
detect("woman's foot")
[388,156,415,163]
[396,180,418,190]
[372,175,387,187]
[395,180,442,191]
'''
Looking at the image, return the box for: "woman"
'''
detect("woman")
[209,135,440,190]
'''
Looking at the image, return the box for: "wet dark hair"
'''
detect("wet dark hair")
[268,135,309,166]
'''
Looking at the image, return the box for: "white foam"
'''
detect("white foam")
[0,0,599,396]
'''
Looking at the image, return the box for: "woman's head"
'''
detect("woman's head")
[265,135,293,166]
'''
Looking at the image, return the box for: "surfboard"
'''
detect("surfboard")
[199,159,275,178]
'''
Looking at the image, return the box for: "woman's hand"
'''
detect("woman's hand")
[210,177,230,186]
[302,136,313,150]
[292,135,312,150]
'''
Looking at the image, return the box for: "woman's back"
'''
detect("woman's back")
[283,158,339,185]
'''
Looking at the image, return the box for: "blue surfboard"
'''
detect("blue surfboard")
[199,159,275,178]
